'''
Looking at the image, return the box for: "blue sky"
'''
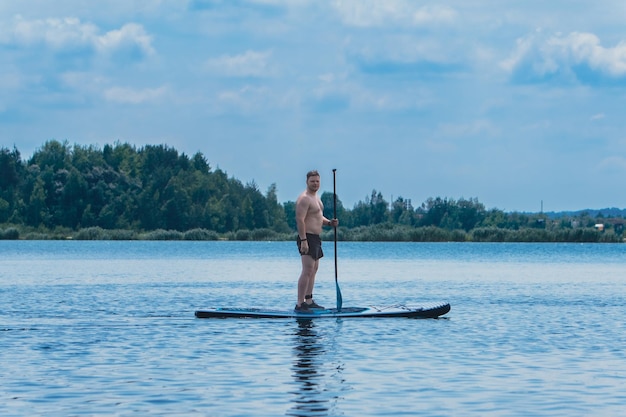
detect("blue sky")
[1,1,626,212]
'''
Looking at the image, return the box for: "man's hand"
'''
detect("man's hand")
[300,240,309,254]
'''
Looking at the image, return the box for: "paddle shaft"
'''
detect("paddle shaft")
[332,169,342,311]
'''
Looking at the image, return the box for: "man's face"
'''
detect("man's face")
[307,175,320,192]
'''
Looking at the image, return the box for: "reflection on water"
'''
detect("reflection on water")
[287,319,344,417]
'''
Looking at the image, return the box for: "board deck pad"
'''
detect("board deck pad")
[195,303,450,319]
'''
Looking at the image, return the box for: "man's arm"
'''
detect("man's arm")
[323,217,338,227]
[295,197,309,240]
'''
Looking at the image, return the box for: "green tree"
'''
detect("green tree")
[0,147,23,221]
[0,146,22,190]
[59,168,88,227]
[390,197,415,225]
[457,197,486,231]
[266,183,289,232]
[29,140,71,172]
[350,190,388,226]
[283,201,296,230]
[0,198,9,223]
[25,177,49,226]
[321,191,346,221]
[420,197,454,228]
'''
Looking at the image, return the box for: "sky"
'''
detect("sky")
[1,0,626,212]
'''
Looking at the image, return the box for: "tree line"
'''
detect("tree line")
[1,140,623,242]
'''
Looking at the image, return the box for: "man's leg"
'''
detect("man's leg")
[297,256,318,306]
[305,259,319,301]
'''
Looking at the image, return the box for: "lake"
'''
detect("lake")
[1,241,625,416]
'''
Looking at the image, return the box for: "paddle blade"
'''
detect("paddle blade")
[336,281,343,311]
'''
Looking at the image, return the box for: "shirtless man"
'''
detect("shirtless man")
[295,170,338,312]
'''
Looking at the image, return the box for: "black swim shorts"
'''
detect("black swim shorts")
[296,233,324,260]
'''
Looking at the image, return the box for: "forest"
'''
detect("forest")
[1,140,624,242]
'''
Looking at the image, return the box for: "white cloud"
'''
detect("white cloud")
[332,0,456,28]
[214,85,274,113]
[412,4,457,26]
[550,32,626,77]
[598,156,626,172]
[96,23,155,57]
[1,15,154,59]
[1,15,97,49]
[103,86,167,104]
[204,50,273,77]
[502,30,626,83]
[346,33,461,72]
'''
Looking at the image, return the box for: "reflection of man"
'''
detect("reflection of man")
[290,320,326,415]
[294,170,338,312]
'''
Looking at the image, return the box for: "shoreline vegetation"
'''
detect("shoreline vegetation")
[0,224,623,243]
[1,140,624,243]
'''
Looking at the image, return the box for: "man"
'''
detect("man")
[295,170,338,312]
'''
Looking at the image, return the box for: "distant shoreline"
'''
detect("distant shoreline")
[1,224,623,243]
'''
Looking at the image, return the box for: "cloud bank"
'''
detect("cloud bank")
[503,30,626,84]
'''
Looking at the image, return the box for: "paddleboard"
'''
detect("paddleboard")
[195,303,450,319]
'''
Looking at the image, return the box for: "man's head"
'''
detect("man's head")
[306,170,320,192]
[306,170,320,180]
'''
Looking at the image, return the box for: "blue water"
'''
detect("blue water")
[1,241,625,416]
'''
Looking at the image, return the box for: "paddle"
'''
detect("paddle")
[333,168,343,311]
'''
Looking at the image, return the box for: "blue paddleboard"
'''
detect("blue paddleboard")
[195,303,450,319]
